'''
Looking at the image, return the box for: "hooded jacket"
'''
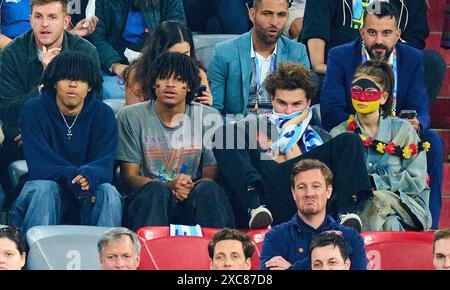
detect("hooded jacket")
[19,87,118,196]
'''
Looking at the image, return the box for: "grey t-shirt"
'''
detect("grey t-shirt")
[116,101,223,182]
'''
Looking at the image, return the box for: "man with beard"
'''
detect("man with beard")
[320,1,444,230]
[300,0,445,105]
[208,0,310,118]
[260,159,367,270]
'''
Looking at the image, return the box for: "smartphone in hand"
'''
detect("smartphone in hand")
[195,85,207,101]
[399,110,417,119]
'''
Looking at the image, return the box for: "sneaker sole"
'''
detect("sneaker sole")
[249,212,273,229]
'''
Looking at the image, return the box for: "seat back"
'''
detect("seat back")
[243,229,270,270]
[361,231,435,270]
[26,225,113,270]
[136,226,220,241]
[103,99,125,116]
[8,160,28,190]
[193,34,239,69]
[138,236,212,270]
[310,104,322,128]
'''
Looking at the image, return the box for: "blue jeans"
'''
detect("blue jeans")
[102,72,125,100]
[10,180,122,234]
[423,129,444,229]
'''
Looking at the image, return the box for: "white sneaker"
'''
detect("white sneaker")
[339,213,362,233]
[249,206,273,229]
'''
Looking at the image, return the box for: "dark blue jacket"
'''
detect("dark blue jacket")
[320,38,429,131]
[260,214,367,270]
[89,0,186,71]
[20,88,118,196]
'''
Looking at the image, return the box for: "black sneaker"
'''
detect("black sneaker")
[249,206,273,229]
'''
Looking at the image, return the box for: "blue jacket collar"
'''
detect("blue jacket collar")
[291,213,338,235]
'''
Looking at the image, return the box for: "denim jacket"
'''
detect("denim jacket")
[331,115,432,230]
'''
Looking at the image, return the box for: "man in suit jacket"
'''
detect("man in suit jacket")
[208,0,310,117]
[320,2,444,229]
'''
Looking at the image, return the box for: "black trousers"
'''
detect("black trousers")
[125,180,235,231]
[214,128,373,227]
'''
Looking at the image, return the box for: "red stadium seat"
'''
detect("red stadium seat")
[243,229,270,270]
[136,226,270,270]
[361,231,435,270]
[138,236,212,270]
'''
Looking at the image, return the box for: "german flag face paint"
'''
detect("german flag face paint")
[351,78,382,114]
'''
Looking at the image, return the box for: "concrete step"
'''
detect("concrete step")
[433,129,450,162]
[444,163,450,194]
[427,0,446,32]
[431,97,450,129]
[425,34,450,65]
[439,196,450,229]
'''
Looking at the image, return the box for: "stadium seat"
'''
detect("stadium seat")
[361,231,435,270]
[136,226,220,241]
[103,99,125,116]
[138,236,212,270]
[193,34,239,69]
[310,104,322,128]
[26,225,113,270]
[8,160,28,190]
[243,229,270,270]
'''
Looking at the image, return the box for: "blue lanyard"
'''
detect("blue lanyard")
[361,45,398,116]
[253,51,276,97]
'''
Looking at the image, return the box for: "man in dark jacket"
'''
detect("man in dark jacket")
[0,0,101,206]
[89,0,186,99]
[260,159,367,270]
[213,62,373,230]
[10,51,122,235]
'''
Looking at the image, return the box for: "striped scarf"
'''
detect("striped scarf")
[268,108,323,154]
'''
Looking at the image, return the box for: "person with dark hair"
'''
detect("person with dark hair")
[260,159,367,270]
[116,52,234,231]
[0,226,26,270]
[300,0,444,105]
[433,228,450,270]
[309,230,351,270]
[214,62,373,230]
[321,1,444,230]
[9,51,122,235]
[208,0,310,117]
[124,20,212,106]
[98,227,141,270]
[0,0,101,209]
[88,0,186,100]
[208,228,254,270]
[331,60,431,231]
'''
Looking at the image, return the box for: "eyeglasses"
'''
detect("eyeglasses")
[0,226,20,237]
